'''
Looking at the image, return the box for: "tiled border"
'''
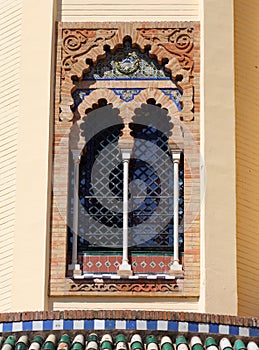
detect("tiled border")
[0,312,258,337]
[0,319,258,337]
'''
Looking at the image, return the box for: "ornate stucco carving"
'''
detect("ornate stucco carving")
[70,279,182,293]
[57,23,196,122]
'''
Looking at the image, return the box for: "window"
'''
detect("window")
[67,41,184,276]
[51,22,200,296]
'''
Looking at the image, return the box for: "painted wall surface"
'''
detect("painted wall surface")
[58,0,199,21]
[235,0,259,317]
[201,0,237,315]
[0,0,22,312]
[10,0,56,311]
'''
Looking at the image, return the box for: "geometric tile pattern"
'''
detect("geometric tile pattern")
[80,255,178,274]
[1,319,259,336]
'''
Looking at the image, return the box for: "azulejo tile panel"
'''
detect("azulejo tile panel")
[0,319,258,337]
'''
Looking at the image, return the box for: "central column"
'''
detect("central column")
[118,124,133,276]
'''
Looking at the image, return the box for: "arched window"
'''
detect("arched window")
[67,41,184,276]
[50,22,200,296]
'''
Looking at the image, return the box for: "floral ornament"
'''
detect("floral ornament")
[116,52,140,75]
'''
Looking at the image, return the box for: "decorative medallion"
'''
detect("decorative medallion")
[116,52,140,75]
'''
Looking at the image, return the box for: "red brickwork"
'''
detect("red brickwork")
[50,22,200,297]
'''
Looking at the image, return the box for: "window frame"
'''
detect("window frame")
[50,21,200,297]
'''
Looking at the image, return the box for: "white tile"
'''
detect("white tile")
[12,322,23,332]
[179,322,188,332]
[32,321,43,331]
[136,320,147,330]
[239,327,249,337]
[157,320,168,331]
[73,320,84,330]
[53,320,64,330]
[219,325,229,334]
[198,323,209,333]
[0,324,3,333]
[115,320,126,329]
[94,319,105,330]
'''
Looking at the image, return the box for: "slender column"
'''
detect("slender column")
[68,150,82,276]
[118,125,133,276]
[169,151,183,275]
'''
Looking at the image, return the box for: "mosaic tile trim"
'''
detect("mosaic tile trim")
[111,88,143,102]
[82,41,171,80]
[71,87,182,110]
[0,319,258,336]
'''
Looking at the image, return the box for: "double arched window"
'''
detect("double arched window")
[67,41,184,276]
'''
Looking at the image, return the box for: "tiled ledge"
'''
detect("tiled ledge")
[0,311,258,336]
[0,319,258,337]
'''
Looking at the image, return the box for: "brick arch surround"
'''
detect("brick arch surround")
[58,22,198,122]
[51,22,200,298]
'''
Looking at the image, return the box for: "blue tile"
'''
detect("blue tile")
[229,326,239,335]
[147,320,157,330]
[23,321,32,331]
[105,320,115,330]
[168,321,178,331]
[188,322,198,332]
[84,320,94,330]
[250,328,259,337]
[43,320,53,331]
[209,324,219,334]
[126,320,136,330]
[3,323,12,332]
[63,320,73,330]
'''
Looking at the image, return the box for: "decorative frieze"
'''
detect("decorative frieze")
[57,23,197,122]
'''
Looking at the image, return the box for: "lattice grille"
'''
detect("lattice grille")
[74,122,184,254]
[78,124,124,250]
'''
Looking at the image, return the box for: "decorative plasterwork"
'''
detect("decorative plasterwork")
[62,29,117,72]
[58,23,196,122]
[137,28,194,75]
[70,278,182,293]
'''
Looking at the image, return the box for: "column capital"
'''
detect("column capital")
[171,151,181,163]
[118,124,134,160]
[71,149,81,163]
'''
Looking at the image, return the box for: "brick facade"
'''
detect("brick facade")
[50,22,200,297]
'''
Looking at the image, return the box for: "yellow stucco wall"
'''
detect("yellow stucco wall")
[201,0,237,315]
[235,0,259,317]
[11,0,56,311]
[0,0,22,312]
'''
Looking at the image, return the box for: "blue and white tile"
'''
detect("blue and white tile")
[157,320,168,331]
[53,320,64,330]
[73,320,84,330]
[94,319,105,330]
[239,327,249,337]
[12,321,23,332]
[178,322,188,332]
[136,320,147,330]
[115,320,126,330]
[219,325,229,335]
[198,323,209,333]
[32,320,43,331]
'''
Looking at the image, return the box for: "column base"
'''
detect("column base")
[168,261,184,276]
[68,264,82,277]
[117,262,133,276]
